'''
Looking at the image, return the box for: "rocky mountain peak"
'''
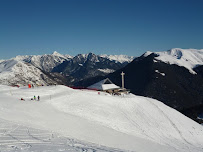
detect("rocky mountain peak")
[87,52,99,62]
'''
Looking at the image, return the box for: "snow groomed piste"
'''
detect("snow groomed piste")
[0,85,202,152]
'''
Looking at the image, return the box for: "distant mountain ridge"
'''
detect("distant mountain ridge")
[52,52,133,85]
[14,52,73,72]
[0,52,134,86]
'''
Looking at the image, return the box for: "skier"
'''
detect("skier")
[38,96,40,101]
[34,95,36,100]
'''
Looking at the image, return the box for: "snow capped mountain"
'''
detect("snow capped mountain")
[145,48,203,74]
[52,51,66,58]
[6,51,73,73]
[52,52,128,86]
[100,54,134,63]
[0,59,59,86]
[2,52,133,74]
[22,52,73,72]
[0,85,202,151]
[0,52,133,86]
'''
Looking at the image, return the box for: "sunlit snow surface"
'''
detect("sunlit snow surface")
[0,85,203,152]
[99,54,134,63]
[146,48,203,74]
[0,59,54,86]
[0,119,121,152]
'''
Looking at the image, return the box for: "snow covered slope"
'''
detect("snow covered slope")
[19,51,72,72]
[0,85,202,152]
[100,54,134,63]
[0,52,73,86]
[145,48,203,74]
[0,118,120,152]
[0,59,58,86]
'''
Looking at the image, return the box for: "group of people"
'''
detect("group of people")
[32,95,40,101]
[20,95,40,101]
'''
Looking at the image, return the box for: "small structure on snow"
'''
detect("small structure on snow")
[87,78,129,95]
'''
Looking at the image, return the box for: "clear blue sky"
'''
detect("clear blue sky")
[0,0,203,59]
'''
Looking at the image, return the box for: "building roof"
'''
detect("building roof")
[87,78,120,91]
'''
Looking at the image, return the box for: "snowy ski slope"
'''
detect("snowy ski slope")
[0,85,202,152]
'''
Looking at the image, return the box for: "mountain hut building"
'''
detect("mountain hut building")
[87,78,129,95]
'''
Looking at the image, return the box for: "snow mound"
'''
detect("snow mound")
[150,48,203,74]
[0,85,202,152]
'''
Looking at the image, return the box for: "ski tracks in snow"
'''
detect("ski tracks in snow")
[0,119,125,152]
[0,124,32,151]
[146,99,194,151]
[118,100,155,141]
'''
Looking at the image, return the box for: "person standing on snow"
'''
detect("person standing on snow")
[34,95,36,100]
[38,96,40,101]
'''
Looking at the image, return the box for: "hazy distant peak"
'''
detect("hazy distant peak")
[52,51,59,55]
[13,55,30,61]
[99,54,134,63]
[52,51,65,58]
[0,59,5,63]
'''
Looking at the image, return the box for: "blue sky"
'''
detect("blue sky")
[0,0,203,59]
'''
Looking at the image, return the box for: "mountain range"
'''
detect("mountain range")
[0,52,134,86]
[52,52,133,85]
